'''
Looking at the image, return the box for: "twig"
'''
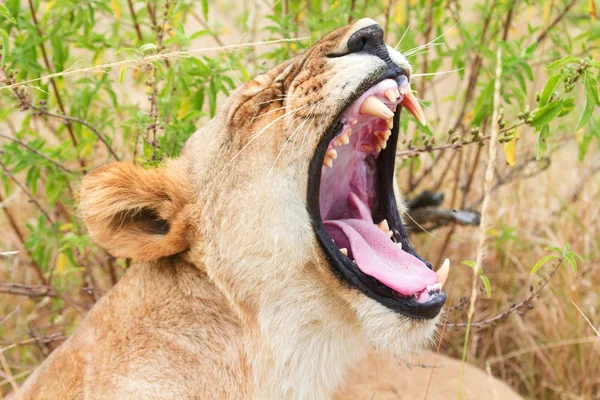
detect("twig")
[535,0,578,44]
[0,192,47,284]
[0,283,58,298]
[457,46,502,396]
[127,0,144,42]
[447,258,564,328]
[27,0,82,167]
[572,301,600,337]
[0,132,77,175]
[0,159,55,225]
[0,333,67,350]
[33,108,119,161]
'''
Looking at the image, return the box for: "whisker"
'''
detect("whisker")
[214,104,310,179]
[394,23,412,50]
[411,68,463,77]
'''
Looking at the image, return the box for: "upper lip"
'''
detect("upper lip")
[306,71,447,320]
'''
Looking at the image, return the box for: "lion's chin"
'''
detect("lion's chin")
[351,294,440,357]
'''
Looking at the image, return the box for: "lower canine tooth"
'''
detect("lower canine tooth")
[360,96,394,120]
[377,219,390,233]
[436,258,450,288]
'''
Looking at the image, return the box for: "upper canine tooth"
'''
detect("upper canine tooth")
[360,96,394,120]
[436,258,450,288]
[384,89,397,102]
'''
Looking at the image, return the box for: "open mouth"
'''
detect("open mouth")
[307,75,449,319]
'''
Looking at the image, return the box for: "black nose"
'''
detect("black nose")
[347,25,403,78]
[347,24,385,55]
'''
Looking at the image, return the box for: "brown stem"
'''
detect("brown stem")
[348,0,356,23]
[0,283,58,298]
[0,160,55,225]
[449,0,498,134]
[417,0,435,97]
[33,108,119,161]
[447,258,564,328]
[27,0,84,167]
[536,0,578,44]
[127,0,144,42]
[0,193,47,283]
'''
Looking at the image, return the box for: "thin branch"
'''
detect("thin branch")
[0,132,77,175]
[0,159,55,225]
[535,0,578,44]
[33,108,119,161]
[0,283,58,298]
[0,192,47,284]
[27,0,82,166]
[126,0,144,42]
[447,258,564,328]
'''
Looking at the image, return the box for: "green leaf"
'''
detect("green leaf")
[0,28,8,40]
[479,274,492,298]
[545,56,580,70]
[540,74,561,106]
[138,43,158,54]
[575,99,594,131]
[584,72,600,107]
[536,124,549,160]
[461,260,476,268]
[530,254,558,275]
[0,4,17,24]
[119,66,127,84]
[558,96,575,117]
[565,255,577,275]
[201,0,209,20]
[531,100,563,129]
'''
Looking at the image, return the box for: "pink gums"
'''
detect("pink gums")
[320,79,437,298]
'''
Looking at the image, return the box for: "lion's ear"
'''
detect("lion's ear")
[80,161,191,262]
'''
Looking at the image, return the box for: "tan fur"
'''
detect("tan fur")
[16,19,521,399]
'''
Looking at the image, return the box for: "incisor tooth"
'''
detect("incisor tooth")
[361,144,373,152]
[436,258,450,288]
[340,248,348,256]
[326,149,338,160]
[397,242,402,250]
[386,118,393,129]
[384,89,397,102]
[360,96,394,120]
[372,137,382,152]
[323,158,333,168]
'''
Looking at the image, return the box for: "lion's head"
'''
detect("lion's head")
[80,18,448,362]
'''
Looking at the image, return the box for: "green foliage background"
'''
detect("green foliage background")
[1,0,599,397]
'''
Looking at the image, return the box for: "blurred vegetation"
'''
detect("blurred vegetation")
[1,0,599,398]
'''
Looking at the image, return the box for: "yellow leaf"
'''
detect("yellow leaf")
[394,1,405,25]
[177,100,190,119]
[591,0,597,20]
[503,128,519,167]
[56,253,68,274]
[111,0,122,20]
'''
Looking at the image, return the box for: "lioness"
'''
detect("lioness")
[16,19,520,399]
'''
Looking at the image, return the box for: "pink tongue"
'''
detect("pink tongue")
[324,219,436,295]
